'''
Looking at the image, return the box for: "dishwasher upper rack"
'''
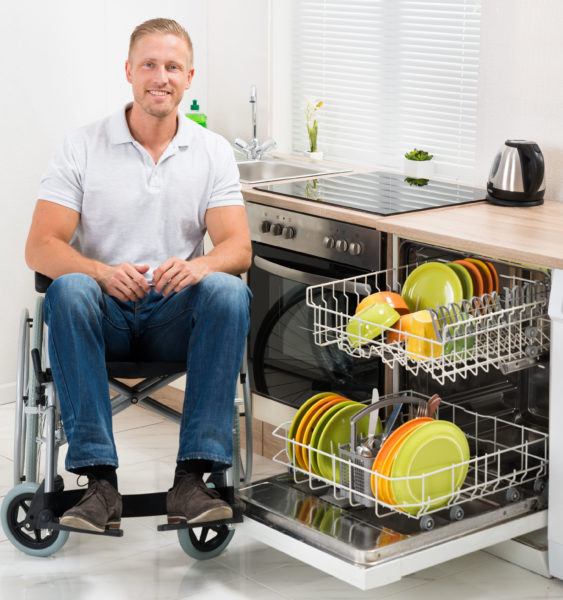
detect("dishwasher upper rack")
[305,262,551,385]
[271,392,549,527]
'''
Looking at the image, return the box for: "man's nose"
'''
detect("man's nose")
[152,65,168,84]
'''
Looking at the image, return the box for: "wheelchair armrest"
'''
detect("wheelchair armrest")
[35,272,53,293]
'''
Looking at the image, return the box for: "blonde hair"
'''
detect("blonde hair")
[129,18,193,65]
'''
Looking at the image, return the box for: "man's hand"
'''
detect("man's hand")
[97,263,151,302]
[152,257,210,296]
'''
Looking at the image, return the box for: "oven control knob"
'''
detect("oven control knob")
[323,236,335,249]
[260,220,272,233]
[349,242,363,256]
[271,223,283,236]
[335,239,348,253]
[283,226,296,239]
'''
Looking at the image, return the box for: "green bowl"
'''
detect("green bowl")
[346,302,400,348]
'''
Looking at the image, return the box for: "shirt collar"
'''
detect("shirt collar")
[109,102,193,148]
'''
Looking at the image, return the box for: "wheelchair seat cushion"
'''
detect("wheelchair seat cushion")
[106,361,186,379]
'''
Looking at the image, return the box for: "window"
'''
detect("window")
[290,0,482,181]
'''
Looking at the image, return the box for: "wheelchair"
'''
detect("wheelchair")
[1,273,253,559]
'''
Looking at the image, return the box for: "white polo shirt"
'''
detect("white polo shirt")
[38,103,244,280]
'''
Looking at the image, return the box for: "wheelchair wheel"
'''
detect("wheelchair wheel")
[1,482,69,557]
[177,524,234,560]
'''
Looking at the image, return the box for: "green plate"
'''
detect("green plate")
[287,392,334,464]
[401,262,463,312]
[446,262,473,300]
[310,400,357,476]
[390,420,470,515]
[317,403,371,483]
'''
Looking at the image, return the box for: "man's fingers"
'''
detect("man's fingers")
[122,264,150,295]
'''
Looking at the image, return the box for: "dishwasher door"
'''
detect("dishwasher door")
[239,474,546,590]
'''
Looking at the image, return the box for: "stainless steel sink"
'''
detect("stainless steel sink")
[237,159,350,184]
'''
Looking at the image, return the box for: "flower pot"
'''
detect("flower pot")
[304,151,324,161]
[403,158,434,179]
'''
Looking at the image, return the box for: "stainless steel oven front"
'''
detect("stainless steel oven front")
[246,201,385,409]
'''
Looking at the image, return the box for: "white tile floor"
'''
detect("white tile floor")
[2,401,563,600]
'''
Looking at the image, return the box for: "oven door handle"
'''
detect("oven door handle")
[253,255,372,296]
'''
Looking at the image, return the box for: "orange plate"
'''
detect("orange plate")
[453,259,483,298]
[294,395,342,469]
[371,417,434,504]
[485,260,499,293]
[465,258,493,295]
[300,397,347,472]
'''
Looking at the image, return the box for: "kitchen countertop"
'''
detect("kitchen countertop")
[376,200,563,271]
[242,163,563,270]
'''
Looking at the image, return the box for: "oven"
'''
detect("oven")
[247,201,385,409]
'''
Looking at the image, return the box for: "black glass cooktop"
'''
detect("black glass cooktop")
[254,171,485,216]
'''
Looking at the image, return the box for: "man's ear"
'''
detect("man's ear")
[125,60,133,84]
[185,68,195,90]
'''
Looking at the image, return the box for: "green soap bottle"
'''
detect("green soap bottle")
[186,99,207,128]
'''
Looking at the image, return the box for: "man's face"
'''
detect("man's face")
[125,33,194,119]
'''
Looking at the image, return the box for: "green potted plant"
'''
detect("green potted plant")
[304,99,323,160]
[404,148,434,178]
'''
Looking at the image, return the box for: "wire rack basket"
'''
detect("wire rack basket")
[272,391,548,525]
[306,261,551,384]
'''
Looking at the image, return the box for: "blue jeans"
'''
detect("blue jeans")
[43,272,251,473]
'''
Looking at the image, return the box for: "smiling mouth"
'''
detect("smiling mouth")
[148,90,171,97]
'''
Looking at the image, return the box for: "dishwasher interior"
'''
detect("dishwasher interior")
[240,240,551,589]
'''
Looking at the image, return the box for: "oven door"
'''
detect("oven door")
[248,241,382,408]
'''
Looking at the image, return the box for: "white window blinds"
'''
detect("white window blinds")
[291,0,482,181]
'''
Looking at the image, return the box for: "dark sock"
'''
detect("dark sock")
[174,459,213,487]
[74,465,118,491]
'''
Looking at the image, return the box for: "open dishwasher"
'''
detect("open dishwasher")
[239,240,552,590]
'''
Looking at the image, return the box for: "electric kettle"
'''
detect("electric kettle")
[486,140,545,206]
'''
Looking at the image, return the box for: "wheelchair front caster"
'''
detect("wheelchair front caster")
[177,524,235,560]
[1,482,69,557]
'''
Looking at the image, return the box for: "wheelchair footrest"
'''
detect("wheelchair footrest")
[157,501,244,531]
[47,521,124,537]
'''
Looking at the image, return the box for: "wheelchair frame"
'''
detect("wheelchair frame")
[4,281,253,560]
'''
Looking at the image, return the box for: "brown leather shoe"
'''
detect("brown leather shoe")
[60,479,122,532]
[167,472,233,524]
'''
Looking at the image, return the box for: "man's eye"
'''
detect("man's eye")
[169,65,178,70]
[144,62,153,68]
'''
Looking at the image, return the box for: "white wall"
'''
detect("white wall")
[475,0,563,196]
[206,0,271,145]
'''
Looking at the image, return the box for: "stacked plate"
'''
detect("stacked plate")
[287,392,382,482]
[370,418,469,514]
[401,258,499,313]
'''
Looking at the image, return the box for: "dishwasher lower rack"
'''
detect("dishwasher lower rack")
[306,262,550,384]
[272,394,548,530]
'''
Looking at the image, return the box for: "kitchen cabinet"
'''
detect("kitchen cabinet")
[241,184,562,590]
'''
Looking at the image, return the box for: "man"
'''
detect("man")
[25,18,252,532]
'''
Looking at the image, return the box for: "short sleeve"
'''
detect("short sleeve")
[208,136,244,209]
[37,134,84,213]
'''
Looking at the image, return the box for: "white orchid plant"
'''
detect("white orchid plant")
[305,99,323,152]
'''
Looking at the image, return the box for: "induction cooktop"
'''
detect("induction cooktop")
[254,171,485,216]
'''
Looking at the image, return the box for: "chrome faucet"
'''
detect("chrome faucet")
[234,85,277,160]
